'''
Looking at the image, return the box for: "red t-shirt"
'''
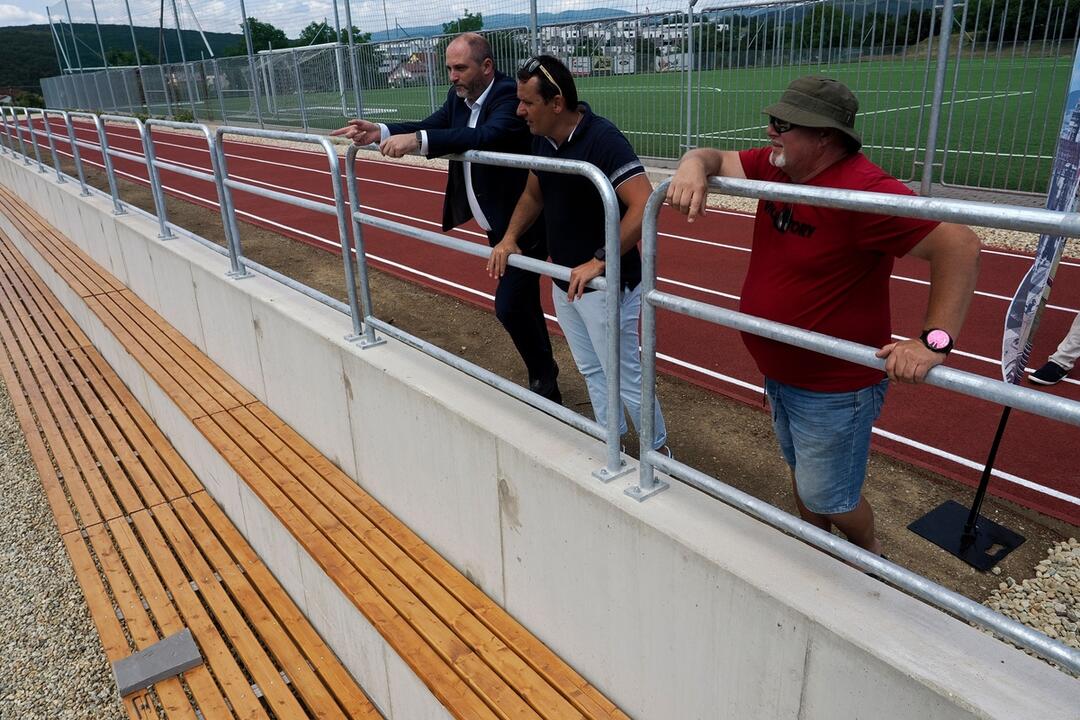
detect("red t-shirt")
[737,146,939,391]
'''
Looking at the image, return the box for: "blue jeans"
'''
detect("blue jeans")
[765,378,888,515]
[552,283,667,449]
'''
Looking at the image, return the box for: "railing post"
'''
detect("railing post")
[141,121,175,239]
[64,111,91,196]
[22,109,47,173]
[40,110,66,184]
[344,144,385,347]
[591,164,632,483]
[214,129,252,279]
[93,114,126,215]
[0,108,12,155]
[626,182,670,501]
[10,108,31,164]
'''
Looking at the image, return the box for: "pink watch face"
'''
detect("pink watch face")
[926,329,951,350]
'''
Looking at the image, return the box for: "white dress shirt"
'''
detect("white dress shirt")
[379,78,494,231]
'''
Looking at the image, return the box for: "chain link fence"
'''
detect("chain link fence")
[39,0,1080,194]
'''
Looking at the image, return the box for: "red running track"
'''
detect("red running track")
[15,118,1080,525]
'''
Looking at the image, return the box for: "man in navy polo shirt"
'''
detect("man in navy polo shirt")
[486,55,668,453]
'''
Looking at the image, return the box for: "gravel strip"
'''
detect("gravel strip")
[0,376,125,720]
[986,539,1080,672]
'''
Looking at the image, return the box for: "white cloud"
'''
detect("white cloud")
[0,3,47,23]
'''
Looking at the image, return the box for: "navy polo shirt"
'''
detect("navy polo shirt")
[532,103,645,291]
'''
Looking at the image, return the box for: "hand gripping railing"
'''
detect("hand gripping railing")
[635,176,1080,676]
[344,143,632,482]
[215,126,364,336]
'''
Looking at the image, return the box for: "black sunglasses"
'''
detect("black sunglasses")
[522,57,564,97]
[768,115,798,134]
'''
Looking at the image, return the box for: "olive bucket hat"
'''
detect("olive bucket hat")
[763,76,861,149]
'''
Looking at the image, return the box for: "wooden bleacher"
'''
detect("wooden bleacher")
[0,185,629,720]
[0,228,379,719]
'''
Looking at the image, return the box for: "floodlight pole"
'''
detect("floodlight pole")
[90,0,118,109]
[529,0,539,54]
[171,0,198,117]
[332,0,347,114]
[237,0,264,127]
[64,0,84,72]
[342,0,364,117]
[123,0,142,70]
[47,9,70,74]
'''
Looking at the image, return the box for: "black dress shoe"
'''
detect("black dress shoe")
[529,376,562,405]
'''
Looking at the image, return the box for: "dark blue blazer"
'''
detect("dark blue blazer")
[386,71,536,247]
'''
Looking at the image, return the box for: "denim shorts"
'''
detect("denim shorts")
[765,377,888,515]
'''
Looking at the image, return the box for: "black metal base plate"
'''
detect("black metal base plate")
[908,500,1026,571]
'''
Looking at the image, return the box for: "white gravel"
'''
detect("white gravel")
[0,376,125,720]
[986,539,1080,673]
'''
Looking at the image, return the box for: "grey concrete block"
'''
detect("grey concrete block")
[112,628,203,697]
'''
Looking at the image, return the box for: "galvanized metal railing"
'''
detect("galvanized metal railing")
[1,112,1078,675]
[635,176,1080,675]
[344,142,632,481]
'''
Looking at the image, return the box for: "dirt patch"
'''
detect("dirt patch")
[57,157,1077,612]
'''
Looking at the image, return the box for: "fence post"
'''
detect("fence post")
[920,0,955,196]
[212,59,227,122]
[159,66,174,117]
[293,50,309,131]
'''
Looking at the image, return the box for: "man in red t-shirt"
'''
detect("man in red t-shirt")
[665,76,981,555]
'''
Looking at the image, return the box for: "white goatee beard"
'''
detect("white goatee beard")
[768,148,786,168]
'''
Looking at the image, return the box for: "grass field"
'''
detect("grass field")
[148,52,1074,195]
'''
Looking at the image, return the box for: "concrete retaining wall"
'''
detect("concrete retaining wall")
[2,155,1075,719]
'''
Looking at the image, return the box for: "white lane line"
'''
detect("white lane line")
[54,147,1077,504]
[873,428,1080,506]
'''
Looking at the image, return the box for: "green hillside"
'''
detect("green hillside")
[0,23,242,94]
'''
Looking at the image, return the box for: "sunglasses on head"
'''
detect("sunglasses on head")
[522,57,564,98]
[769,115,798,134]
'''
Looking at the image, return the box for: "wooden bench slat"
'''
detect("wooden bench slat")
[85,523,201,717]
[0,292,112,526]
[247,404,626,720]
[232,405,586,720]
[189,491,382,720]
[173,494,357,720]
[116,289,257,408]
[84,295,208,420]
[79,348,204,496]
[60,531,130,661]
[0,335,78,533]
[0,190,121,296]
[126,511,267,719]
[195,413,504,720]
[0,238,92,348]
[150,501,312,719]
[211,410,544,719]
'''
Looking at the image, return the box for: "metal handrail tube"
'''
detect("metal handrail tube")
[355,212,605,291]
[151,158,215,183]
[368,316,604,438]
[707,176,1080,238]
[145,120,222,241]
[645,450,1080,675]
[651,288,1080,425]
[345,143,628,479]
[216,126,362,333]
[21,108,46,173]
[636,178,1080,674]
[222,178,340,217]
[38,109,69,184]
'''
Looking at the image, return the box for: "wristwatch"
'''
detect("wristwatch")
[593,247,606,262]
[920,328,954,355]
[414,130,423,152]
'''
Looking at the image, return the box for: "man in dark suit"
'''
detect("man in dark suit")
[333,33,561,403]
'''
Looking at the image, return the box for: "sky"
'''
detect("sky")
[0,0,664,36]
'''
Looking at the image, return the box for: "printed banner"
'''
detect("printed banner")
[1001,39,1080,383]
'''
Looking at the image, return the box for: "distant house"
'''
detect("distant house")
[387,53,431,87]
[0,86,21,105]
